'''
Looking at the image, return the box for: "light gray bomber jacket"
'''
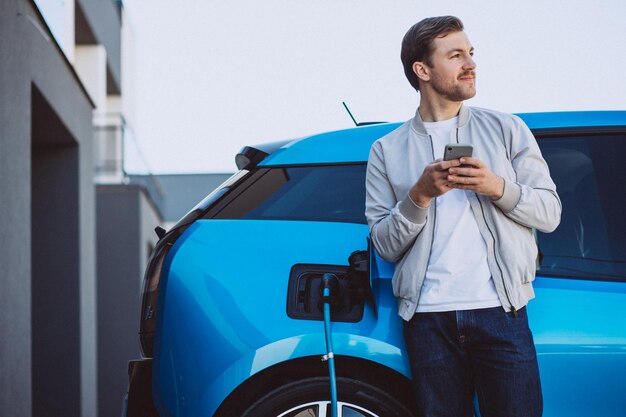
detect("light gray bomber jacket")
[365,105,562,321]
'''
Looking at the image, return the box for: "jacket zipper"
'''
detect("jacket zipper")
[417,135,437,307]
[457,127,517,316]
[476,198,517,316]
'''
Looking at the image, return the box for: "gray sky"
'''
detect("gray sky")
[124,0,626,174]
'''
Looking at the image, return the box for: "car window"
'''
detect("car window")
[537,133,626,281]
[211,164,368,224]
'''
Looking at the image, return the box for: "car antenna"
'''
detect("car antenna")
[342,101,359,126]
[342,101,385,127]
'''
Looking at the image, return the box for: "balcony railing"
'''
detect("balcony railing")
[94,112,164,207]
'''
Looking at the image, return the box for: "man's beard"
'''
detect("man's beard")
[430,71,476,102]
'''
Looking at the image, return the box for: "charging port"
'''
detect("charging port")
[286,251,370,322]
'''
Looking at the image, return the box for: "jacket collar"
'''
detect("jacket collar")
[410,104,470,135]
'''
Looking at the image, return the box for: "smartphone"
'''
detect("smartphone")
[443,143,473,161]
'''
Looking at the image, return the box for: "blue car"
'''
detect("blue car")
[125,111,626,417]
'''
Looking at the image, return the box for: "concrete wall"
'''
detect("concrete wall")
[0,1,96,416]
[96,185,161,417]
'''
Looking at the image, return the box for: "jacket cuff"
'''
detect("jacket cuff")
[399,195,428,224]
[493,179,521,213]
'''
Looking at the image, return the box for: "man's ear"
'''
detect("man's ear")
[412,61,430,82]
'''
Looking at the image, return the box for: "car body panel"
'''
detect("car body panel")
[260,123,401,166]
[153,220,407,416]
[518,110,626,130]
[531,277,626,416]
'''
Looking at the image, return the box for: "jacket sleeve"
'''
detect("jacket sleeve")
[365,141,428,262]
[492,116,562,233]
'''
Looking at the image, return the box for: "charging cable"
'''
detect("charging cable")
[321,273,339,417]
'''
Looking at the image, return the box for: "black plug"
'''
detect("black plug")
[320,273,341,312]
[347,250,372,305]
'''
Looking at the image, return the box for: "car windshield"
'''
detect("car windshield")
[536,133,626,281]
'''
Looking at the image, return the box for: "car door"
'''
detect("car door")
[531,130,626,417]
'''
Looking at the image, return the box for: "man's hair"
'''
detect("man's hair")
[401,16,464,91]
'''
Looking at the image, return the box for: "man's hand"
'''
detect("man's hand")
[408,159,462,207]
[446,157,504,200]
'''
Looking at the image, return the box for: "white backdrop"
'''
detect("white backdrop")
[124,0,626,173]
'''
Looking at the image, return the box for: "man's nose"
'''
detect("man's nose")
[463,56,476,70]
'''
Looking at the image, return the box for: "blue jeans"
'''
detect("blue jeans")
[403,306,543,417]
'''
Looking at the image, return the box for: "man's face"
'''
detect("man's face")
[424,31,476,102]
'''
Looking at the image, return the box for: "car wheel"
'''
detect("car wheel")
[240,376,415,417]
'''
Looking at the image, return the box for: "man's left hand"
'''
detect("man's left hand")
[446,157,504,201]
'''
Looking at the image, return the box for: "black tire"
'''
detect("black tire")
[240,376,415,417]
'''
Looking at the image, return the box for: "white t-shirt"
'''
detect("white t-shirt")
[416,117,501,312]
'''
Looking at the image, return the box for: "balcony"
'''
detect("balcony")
[94,112,164,208]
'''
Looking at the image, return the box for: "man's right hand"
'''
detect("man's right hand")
[408,159,461,208]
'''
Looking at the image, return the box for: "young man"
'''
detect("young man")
[365,16,561,417]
